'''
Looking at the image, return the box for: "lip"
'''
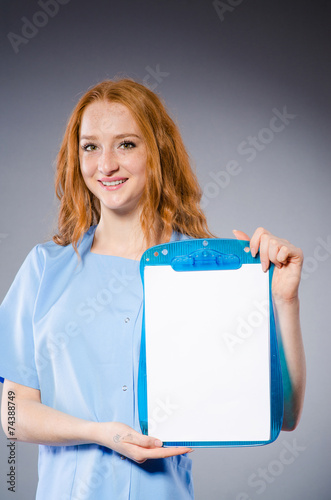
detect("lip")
[98,177,128,191]
[100,177,128,183]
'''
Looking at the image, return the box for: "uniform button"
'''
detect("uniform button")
[122,385,128,391]
[120,455,126,460]
[125,317,130,323]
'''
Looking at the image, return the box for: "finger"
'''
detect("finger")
[132,446,193,463]
[269,238,283,269]
[232,229,250,241]
[277,245,291,264]
[122,433,163,449]
[250,227,271,258]
[273,242,303,266]
[149,446,193,459]
[259,233,271,272]
[279,243,304,265]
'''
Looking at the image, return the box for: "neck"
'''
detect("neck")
[91,207,154,260]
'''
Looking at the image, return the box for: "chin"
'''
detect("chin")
[100,199,141,215]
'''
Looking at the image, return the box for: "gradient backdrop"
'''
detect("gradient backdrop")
[0,1,330,499]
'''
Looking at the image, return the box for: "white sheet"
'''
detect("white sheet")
[143,264,271,443]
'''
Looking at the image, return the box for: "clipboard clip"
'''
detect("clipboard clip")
[171,248,241,271]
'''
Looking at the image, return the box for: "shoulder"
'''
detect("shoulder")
[36,239,74,263]
[28,226,95,271]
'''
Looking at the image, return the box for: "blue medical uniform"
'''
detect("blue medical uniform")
[0,226,194,500]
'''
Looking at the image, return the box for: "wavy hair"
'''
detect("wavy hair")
[53,78,215,252]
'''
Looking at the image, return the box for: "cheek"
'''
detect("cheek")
[135,165,146,188]
[134,152,147,179]
[79,156,94,179]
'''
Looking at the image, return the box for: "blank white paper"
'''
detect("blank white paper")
[144,264,271,443]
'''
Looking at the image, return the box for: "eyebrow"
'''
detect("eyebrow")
[80,133,141,141]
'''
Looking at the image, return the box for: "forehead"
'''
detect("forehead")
[80,100,140,135]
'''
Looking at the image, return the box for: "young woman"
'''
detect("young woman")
[0,79,306,499]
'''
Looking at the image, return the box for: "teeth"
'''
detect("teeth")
[102,179,127,186]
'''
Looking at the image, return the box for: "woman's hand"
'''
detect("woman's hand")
[1,380,193,455]
[233,227,304,304]
[96,422,192,463]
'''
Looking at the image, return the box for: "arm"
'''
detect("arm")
[272,297,306,430]
[233,228,306,431]
[1,379,192,463]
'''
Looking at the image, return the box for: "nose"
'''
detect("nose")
[98,149,120,175]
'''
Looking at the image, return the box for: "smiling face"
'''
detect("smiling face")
[79,100,147,217]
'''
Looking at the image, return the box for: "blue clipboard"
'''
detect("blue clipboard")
[138,238,283,447]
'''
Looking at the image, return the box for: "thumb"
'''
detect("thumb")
[232,229,250,241]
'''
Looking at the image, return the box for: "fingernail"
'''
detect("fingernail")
[251,248,256,258]
[188,449,194,453]
[261,261,267,272]
[155,439,163,447]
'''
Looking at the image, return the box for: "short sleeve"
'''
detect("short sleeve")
[0,246,43,389]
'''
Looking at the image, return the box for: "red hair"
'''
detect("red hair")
[53,78,215,252]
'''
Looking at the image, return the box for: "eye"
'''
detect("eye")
[119,140,136,150]
[82,143,98,152]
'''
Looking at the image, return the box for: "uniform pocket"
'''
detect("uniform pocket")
[172,453,193,471]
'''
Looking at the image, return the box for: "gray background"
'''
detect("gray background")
[0,0,330,499]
